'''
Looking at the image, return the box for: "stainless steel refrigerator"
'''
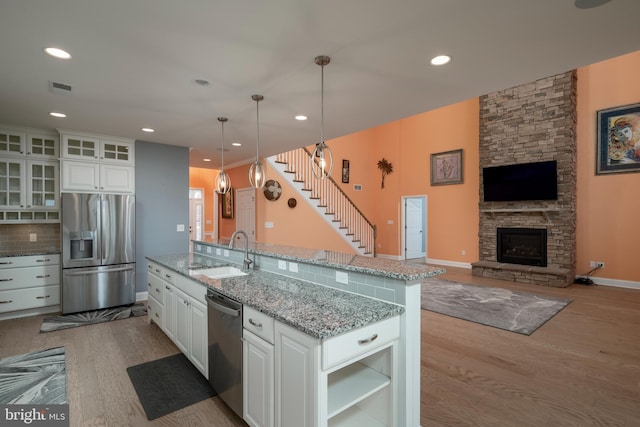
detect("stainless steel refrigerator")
[61,193,135,314]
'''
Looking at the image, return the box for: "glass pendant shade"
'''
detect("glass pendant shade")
[249,160,267,188]
[249,94,267,189]
[311,141,333,179]
[215,117,231,194]
[312,55,333,179]
[215,170,231,194]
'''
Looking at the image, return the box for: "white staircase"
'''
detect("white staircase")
[266,148,376,256]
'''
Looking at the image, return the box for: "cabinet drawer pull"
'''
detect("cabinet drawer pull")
[358,334,378,345]
[155,312,159,318]
[0,278,13,282]
[0,262,13,265]
[0,300,13,304]
[155,268,161,273]
[36,259,51,263]
[36,295,51,299]
[155,288,160,293]
[165,286,170,290]
[165,274,171,279]
[248,318,263,328]
[36,274,51,278]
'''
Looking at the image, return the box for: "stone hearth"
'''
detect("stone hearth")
[471,71,577,287]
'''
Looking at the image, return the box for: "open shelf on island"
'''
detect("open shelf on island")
[329,404,387,427]
[327,361,390,420]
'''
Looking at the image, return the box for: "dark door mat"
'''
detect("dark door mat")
[126,353,216,420]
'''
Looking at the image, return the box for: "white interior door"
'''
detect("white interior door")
[235,187,256,242]
[189,188,204,241]
[403,196,426,260]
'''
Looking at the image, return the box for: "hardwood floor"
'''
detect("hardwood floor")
[422,267,640,427]
[1,268,639,426]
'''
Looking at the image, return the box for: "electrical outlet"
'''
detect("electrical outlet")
[336,271,349,284]
[596,261,605,268]
[29,233,37,242]
[206,247,212,254]
[223,250,229,257]
[289,262,298,273]
[278,260,287,270]
[216,248,221,256]
[461,249,466,256]
[589,261,596,268]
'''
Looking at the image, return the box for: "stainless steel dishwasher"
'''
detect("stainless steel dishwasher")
[206,289,243,418]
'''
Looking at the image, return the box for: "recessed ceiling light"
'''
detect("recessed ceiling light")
[141,128,155,133]
[203,158,212,162]
[194,79,210,86]
[295,115,308,121]
[430,55,451,66]
[49,111,66,118]
[232,142,241,147]
[574,0,611,9]
[44,47,71,59]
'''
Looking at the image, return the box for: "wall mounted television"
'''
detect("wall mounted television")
[482,160,558,202]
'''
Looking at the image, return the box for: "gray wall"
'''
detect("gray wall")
[135,140,190,292]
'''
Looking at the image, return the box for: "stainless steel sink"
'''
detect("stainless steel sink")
[192,266,247,279]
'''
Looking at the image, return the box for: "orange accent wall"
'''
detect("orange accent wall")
[576,51,640,282]
[189,167,216,236]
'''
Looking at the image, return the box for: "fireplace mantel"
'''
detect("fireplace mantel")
[480,207,560,222]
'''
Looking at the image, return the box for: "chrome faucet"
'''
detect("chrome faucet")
[229,230,253,271]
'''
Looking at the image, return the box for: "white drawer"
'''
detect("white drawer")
[0,285,60,313]
[147,273,164,300]
[0,254,60,269]
[147,261,164,277]
[162,269,176,285]
[0,265,60,291]
[322,315,400,371]
[147,296,162,326]
[243,306,275,344]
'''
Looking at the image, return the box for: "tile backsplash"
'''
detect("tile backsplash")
[0,223,60,256]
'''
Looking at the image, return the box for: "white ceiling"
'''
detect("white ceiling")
[1,0,639,169]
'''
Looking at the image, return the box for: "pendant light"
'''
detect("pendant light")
[215,117,231,194]
[311,55,333,179]
[249,94,267,188]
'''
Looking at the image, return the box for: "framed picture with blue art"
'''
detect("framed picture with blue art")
[596,102,640,175]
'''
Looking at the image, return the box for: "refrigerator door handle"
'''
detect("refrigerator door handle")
[64,265,135,276]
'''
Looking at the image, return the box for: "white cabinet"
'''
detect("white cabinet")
[61,132,134,165]
[59,130,135,194]
[0,254,61,319]
[146,262,207,378]
[244,329,275,427]
[0,127,60,223]
[244,306,276,427]
[61,160,134,193]
[272,316,399,427]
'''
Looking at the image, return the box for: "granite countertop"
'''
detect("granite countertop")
[0,251,61,258]
[147,253,404,339]
[193,239,446,281]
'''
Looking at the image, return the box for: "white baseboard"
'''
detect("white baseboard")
[136,291,148,302]
[376,253,403,261]
[576,276,640,290]
[426,258,472,269]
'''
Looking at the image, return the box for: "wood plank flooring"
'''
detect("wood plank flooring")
[1,267,638,426]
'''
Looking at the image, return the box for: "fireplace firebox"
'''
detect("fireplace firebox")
[497,228,547,267]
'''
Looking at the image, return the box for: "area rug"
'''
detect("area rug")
[126,353,216,420]
[421,278,572,335]
[0,347,67,404]
[40,303,147,333]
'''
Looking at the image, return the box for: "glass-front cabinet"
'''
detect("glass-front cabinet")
[0,126,60,223]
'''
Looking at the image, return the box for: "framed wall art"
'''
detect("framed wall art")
[221,188,234,219]
[596,102,640,175]
[342,159,350,183]
[430,149,463,185]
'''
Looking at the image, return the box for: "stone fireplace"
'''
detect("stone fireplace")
[471,71,577,287]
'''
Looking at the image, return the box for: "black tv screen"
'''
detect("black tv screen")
[483,160,557,202]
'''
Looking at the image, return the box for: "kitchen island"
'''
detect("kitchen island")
[147,240,445,426]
